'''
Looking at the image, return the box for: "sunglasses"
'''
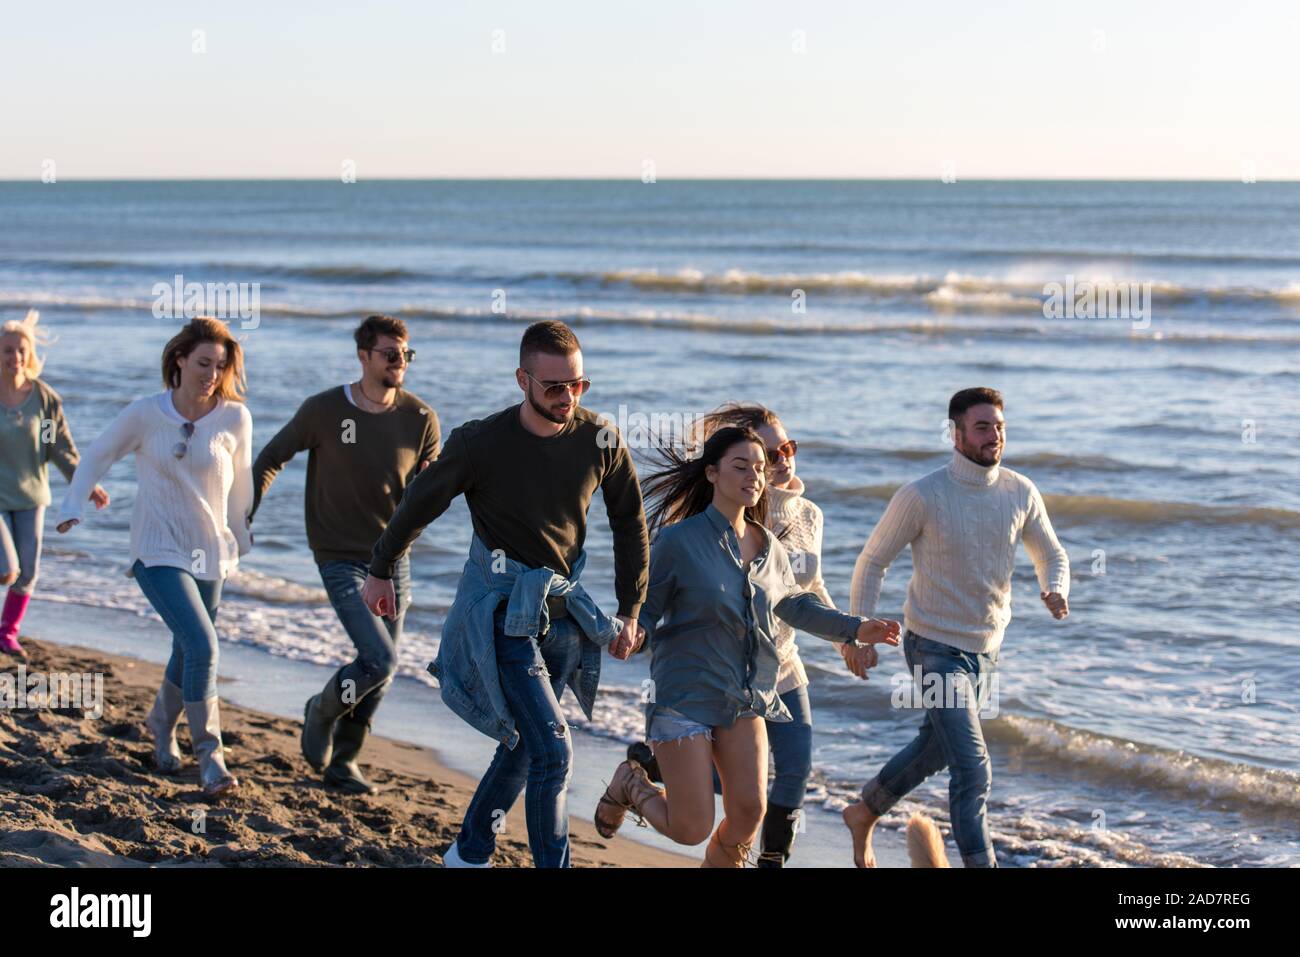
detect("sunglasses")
[524,371,591,400]
[369,347,415,365]
[173,422,196,460]
[765,440,798,465]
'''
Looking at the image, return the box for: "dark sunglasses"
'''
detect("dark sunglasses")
[524,370,591,399]
[173,422,196,459]
[369,347,415,365]
[765,440,798,465]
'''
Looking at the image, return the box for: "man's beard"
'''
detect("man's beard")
[527,386,573,425]
[381,370,403,389]
[958,438,1001,467]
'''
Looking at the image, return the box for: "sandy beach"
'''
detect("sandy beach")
[0,638,695,868]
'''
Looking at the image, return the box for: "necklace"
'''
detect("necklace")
[355,381,395,411]
[2,380,32,424]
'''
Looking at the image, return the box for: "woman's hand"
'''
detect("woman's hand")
[856,617,901,646]
[56,518,79,534]
[839,642,879,679]
[89,485,110,509]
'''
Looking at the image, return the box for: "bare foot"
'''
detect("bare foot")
[842,801,879,868]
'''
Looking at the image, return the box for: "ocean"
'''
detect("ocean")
[3,179,1297,867]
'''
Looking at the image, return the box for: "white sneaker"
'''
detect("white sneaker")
[443,841,492,868]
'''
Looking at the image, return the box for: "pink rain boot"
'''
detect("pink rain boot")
[0,590,30,659]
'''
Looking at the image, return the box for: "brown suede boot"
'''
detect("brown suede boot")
[701,823,753,868]
[594,759,664,838]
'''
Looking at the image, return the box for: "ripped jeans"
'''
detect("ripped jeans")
[456,605,582,868]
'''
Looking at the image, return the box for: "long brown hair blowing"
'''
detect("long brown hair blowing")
[690,401,782,447]
[160,317,246,401]
[642,426,769,539]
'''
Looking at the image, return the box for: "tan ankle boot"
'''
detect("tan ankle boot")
[595,759,664,838]
[701,824,753,868]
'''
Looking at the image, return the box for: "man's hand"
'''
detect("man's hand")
[608,615,644,659]
[856,617,902,646]
[1042,591,1069,620]
[90,485,110,509]
[839,642,879,680]
[362,574,398,619]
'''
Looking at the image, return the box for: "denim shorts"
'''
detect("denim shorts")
[647,704,762,744]
[647,706,714,744]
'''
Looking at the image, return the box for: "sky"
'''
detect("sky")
[1,0,1297,180]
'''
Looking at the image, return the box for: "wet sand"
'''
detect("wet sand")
[0,639,694,868]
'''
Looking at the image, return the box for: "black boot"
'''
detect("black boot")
[324,714,377,794]
[302,672,349,771]
[627,741,662,783]
[757,803,801,868]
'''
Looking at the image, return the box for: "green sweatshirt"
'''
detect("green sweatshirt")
[252,385,440,564]
[0,378,80,511]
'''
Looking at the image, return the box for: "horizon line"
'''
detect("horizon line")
[1,175,1296,184]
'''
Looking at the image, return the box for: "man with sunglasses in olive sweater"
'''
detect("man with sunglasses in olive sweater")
[362,320,649,868]
[251,315,440,794]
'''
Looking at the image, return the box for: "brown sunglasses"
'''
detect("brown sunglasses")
[524,370,591,399]
[765,440,798,465]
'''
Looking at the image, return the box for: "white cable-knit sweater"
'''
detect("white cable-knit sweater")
[58,392,254,581]
[849,450,1069,655]
[766,476,835,694]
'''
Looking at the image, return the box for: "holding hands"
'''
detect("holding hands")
[609,615,646,659]
[839,642,879,679]
[839,616,900,681]
[856,617,901,646]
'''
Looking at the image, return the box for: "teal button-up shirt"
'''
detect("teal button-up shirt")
[639,502,866,734]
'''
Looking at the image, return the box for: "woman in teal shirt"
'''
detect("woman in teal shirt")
[593,425,900,866]
[0,311,107,658]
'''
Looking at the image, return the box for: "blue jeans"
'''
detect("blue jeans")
[0,507,43,593]
[456,606,581,868]
[319,557,409,724]
[861,631,999,868]
[133,560,223,702]
[766,684,813,809]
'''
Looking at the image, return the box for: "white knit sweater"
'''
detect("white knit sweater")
[766,476,835,694]
[58,392,254,581]
[849,450,1069,655]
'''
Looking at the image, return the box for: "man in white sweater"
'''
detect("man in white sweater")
[842,387,1069,868]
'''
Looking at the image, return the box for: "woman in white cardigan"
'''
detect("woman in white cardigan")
[57,318,253,797]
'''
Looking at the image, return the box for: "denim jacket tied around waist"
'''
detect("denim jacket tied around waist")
[429,534,622,749]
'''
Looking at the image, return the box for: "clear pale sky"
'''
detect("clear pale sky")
[2,0,1296,179]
